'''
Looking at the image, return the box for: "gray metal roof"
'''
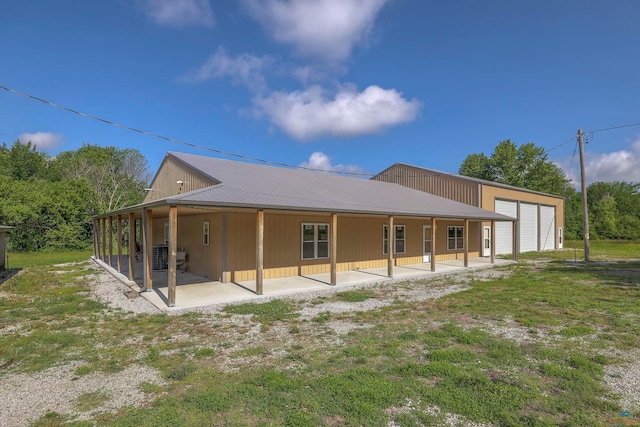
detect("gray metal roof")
[159,152,515,221]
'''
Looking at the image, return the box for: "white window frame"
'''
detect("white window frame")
[301,223,330,260]
[447,226,464,251]
[203,220,210,246]
[383,224,406,255]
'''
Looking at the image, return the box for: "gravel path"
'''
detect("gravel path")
[88,266,161,315]
[0,363,165,427]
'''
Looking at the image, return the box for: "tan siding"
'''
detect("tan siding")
[373,164,479,206]
[227,212,257,278]
[144,156,215,202]
[167,212,487,282]
[176,213,220,280]
[226,214,448,280]
[433,219,481,260]
[481,185,564,230]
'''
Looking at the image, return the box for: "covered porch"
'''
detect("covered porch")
[92,203,517,309]
[93,254,512,312]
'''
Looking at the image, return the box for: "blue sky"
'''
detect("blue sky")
[1,0,639,185]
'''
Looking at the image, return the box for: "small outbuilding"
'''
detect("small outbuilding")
[0,226,14,271]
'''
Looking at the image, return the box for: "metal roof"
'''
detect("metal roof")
[150,152,514,221]
[375,162,564,200]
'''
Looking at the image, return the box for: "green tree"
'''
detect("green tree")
[458,153,492,181]
[459,139,571,196]
[0,141,151,251]
[53,144,151,214]
[562,187,583,240]
[0,140,49,181]
[587,181,640,240]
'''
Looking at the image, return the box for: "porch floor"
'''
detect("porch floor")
[93,255,511,312]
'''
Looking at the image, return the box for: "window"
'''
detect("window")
[383,225,406,254]
[448,226,464,250]
[301,223,329,260]
[203,220,210,246]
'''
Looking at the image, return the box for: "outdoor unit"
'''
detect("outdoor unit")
[152,245,168,270]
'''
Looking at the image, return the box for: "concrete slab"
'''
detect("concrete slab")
[92,255,511,312]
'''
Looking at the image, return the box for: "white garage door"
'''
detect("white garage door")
[539,205,556,251]
[495,200,517,255]
[519,203,538,253]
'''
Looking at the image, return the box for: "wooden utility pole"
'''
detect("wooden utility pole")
[577,129,590,261]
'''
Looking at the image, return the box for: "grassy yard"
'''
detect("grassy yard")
[1,243,639,426]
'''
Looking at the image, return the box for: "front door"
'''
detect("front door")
[423,225,431,262]
[482,226,491,257]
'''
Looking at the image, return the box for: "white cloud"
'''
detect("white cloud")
[243,0,388,62]
[140,0,214,28]
[299,152,366,174]
[184,46,273,91]
[18,132,63,150]
[253,84,422,140]
[561,139,640,185]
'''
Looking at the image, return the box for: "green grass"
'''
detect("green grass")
[518,239,640,261]
[6,249,93,269]
[223,299,299,323]
[3,246,640,426]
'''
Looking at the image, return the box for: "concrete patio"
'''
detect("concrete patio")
[93,255,511,312]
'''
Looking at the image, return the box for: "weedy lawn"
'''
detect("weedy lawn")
[1,242,639,426]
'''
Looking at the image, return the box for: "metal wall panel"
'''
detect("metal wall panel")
[539,205,556,251]
[495,200,517,255]
[373,164,479,206]
[144,156,215,202]
[519,202,538,253]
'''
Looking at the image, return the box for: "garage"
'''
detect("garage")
[495,200,517,255]
[539,205,556,251]
[519,202,538,253]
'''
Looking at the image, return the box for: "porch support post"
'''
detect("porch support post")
[128,212,136,280]
[108,216,113,266]
[330,213,337,285]
[93,219,98,258]
[117,215,123,273]
[142,208,153,292]
[512,221,518,261]
[387,215,394,278]
[101,217,106,262]
[221,213,228,283]
[490,220,496,264]
[430,217,436,272]
[256,210,264,295]
[168,206,177,307]
[464,219,469,267]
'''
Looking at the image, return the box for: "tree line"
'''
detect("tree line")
[1,139,637,252]
[459,140,640,240]
[0,141,150,251]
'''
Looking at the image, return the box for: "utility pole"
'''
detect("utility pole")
[577,129,590,261]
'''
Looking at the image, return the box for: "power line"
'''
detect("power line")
[0,84,374,177]
[588,121,640,134]
[547,136,576,153]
